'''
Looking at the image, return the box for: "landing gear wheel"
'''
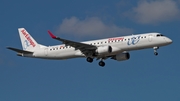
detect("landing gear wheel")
[154,52,158,56]
[86,57,93,63]
[153,47,159,56]
[99,61,105,67]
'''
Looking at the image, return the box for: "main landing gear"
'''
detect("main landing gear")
[99,61,105,67]
[86,57,93,63]
[153,47,159,56]
[86,57,106,67]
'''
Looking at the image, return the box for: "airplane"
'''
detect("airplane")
[7,28,172,67]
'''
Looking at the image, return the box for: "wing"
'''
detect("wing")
[48,31,97,56]
[7,47,33,54]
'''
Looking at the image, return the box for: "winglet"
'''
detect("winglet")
[48,30,57,39]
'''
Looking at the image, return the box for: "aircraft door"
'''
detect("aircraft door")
[44,48,48,56]
[148,34,153,42]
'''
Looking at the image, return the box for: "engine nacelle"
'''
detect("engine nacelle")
[96,46,112,55]
[112,52,130,61]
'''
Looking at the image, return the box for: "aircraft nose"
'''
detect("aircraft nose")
[165,37,173,44]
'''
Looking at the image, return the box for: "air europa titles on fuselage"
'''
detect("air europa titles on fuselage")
[60,46,64,48]
[21,30,36,47]
[108,37,124,41]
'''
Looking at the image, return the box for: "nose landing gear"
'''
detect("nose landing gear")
[153,47,159,56]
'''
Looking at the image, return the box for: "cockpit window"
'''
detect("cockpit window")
[156,34,164,37]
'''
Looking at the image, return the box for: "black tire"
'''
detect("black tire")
[87,57,93,63]
[154,52,158,56]
[99,61,105,67]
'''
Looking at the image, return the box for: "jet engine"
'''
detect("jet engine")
[96,46,112,55]
[112,52,130,61]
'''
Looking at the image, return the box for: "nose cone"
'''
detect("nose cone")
[165,37,173,44]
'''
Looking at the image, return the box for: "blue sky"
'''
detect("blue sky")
[1,0,180,101]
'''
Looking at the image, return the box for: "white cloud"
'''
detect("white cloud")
[132,0,180,24]
[56,17,133,38]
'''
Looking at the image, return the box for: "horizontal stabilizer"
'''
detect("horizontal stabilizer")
[7,47,33,54]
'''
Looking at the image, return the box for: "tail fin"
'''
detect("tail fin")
[18,28,40,51]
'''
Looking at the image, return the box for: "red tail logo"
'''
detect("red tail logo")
[21,30,36,47]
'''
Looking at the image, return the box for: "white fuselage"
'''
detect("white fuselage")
[31,33,172,59]
[7,28,172,67]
